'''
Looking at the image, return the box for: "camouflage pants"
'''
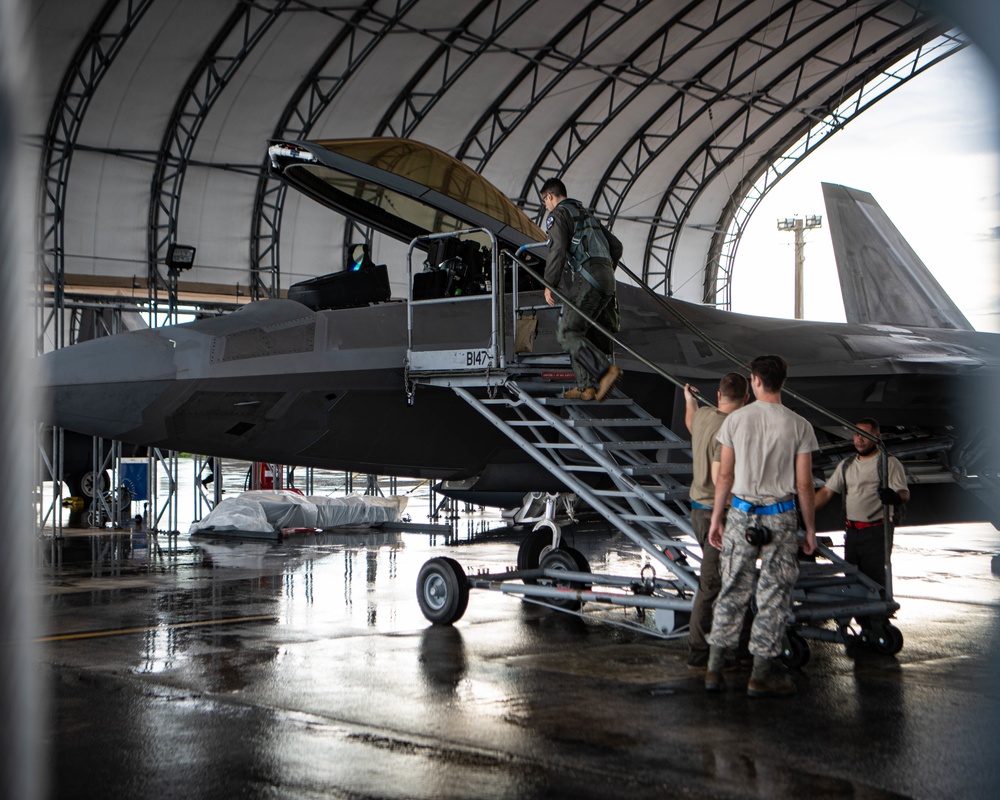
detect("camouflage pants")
[706,507,800,658]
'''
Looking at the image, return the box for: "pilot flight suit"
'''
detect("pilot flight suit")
[543,198,623,391]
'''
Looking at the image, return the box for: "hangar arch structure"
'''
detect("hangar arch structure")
[31,0,967,349]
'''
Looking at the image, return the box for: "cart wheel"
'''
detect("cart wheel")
[416,557,469,625]
[873,624,904,655]
[80,470,109,498]
[517,526,567,582]
[779,629,811,669]
[538,547,591,611]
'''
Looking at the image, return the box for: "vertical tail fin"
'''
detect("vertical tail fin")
[822,182,973,330]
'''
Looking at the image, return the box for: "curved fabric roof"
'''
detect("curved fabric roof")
[28,0,963,327]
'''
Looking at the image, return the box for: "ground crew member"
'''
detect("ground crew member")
[815,418,909,634]
[541,178,623,402]
[705,355,818,698]
[684,373,749,668]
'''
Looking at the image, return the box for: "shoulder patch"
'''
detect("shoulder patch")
[545,215,554,231]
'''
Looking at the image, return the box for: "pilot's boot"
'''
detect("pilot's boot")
[595,365,622,402]
[705,646,726,692]
[747,656,796,698]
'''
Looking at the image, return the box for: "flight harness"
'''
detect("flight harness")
[562,200,619,332]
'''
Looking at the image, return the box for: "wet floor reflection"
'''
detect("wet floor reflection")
[36,515,1000,799]
[419,626,467,693]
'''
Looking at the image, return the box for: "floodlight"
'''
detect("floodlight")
[166,244,196,271]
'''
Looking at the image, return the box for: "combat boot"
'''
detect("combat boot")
[704,646,726,693]
[747,655,796,698]
[595,365,622,402]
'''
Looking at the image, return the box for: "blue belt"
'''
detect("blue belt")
[731,496,796,515]
[690,500,712,510]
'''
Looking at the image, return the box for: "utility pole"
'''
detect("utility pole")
[777,215,822,319]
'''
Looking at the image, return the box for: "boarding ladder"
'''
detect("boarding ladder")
[454,382,698,577]
[418,373,706,635]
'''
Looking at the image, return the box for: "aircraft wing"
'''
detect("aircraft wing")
[822,182,974,331]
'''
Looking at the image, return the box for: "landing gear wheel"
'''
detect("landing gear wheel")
[538,547,591,611]
[872,623,904,655]
[80,470,109,498]
[779,629,811,669]
[517,526,567,581]
[416,557,469,625]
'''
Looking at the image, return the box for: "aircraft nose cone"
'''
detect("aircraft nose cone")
[39,331,179,439]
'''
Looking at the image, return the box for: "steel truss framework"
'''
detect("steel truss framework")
[36,0,156,538]
[249,0,415,299]
[515,0,767,219]
[456,0,663,175]
[37,0,155,351]
[147,0,290,323]
[707,30,966,309]
[629,5,948,296]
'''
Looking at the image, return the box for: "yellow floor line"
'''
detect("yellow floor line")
[37,614,279,643]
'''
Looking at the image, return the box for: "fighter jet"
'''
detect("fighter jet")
[38,138,1000,526]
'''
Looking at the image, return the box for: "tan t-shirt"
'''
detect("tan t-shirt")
[824,454,907,521]
[716,401,818,504]
[689,405,727,506]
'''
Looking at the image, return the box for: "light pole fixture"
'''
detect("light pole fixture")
[777,215,822,319]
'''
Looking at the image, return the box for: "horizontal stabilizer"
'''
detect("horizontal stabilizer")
[822,183,973,330]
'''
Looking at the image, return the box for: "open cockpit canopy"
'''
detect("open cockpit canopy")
[268,138,544,252]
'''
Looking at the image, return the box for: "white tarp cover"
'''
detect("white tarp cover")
[189,490,408,534]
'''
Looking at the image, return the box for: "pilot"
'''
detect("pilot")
[814,418,909,635]
[683,373,750,669]
[705,355,818,698]
[540,178,623,402]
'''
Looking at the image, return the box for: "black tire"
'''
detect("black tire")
[416,557,469,625]
[779,629,811,669]
[873,624,904,655]
[517,527,566,571]
[518,527,569,585]
[538,547,591,611]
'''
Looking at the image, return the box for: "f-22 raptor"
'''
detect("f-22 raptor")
[38,138,1000,527]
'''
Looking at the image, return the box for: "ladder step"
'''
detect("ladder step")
[533,442,583,450]
[563,418,658,428]
[596,440,690,451]
[622,464,687,476]
[592,489,684,501]
[621,513,678,523]
[537,397,634,406]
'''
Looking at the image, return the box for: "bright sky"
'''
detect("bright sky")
[731,45,1000,333]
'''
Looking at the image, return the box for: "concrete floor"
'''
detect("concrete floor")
[36,518,1000,800]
